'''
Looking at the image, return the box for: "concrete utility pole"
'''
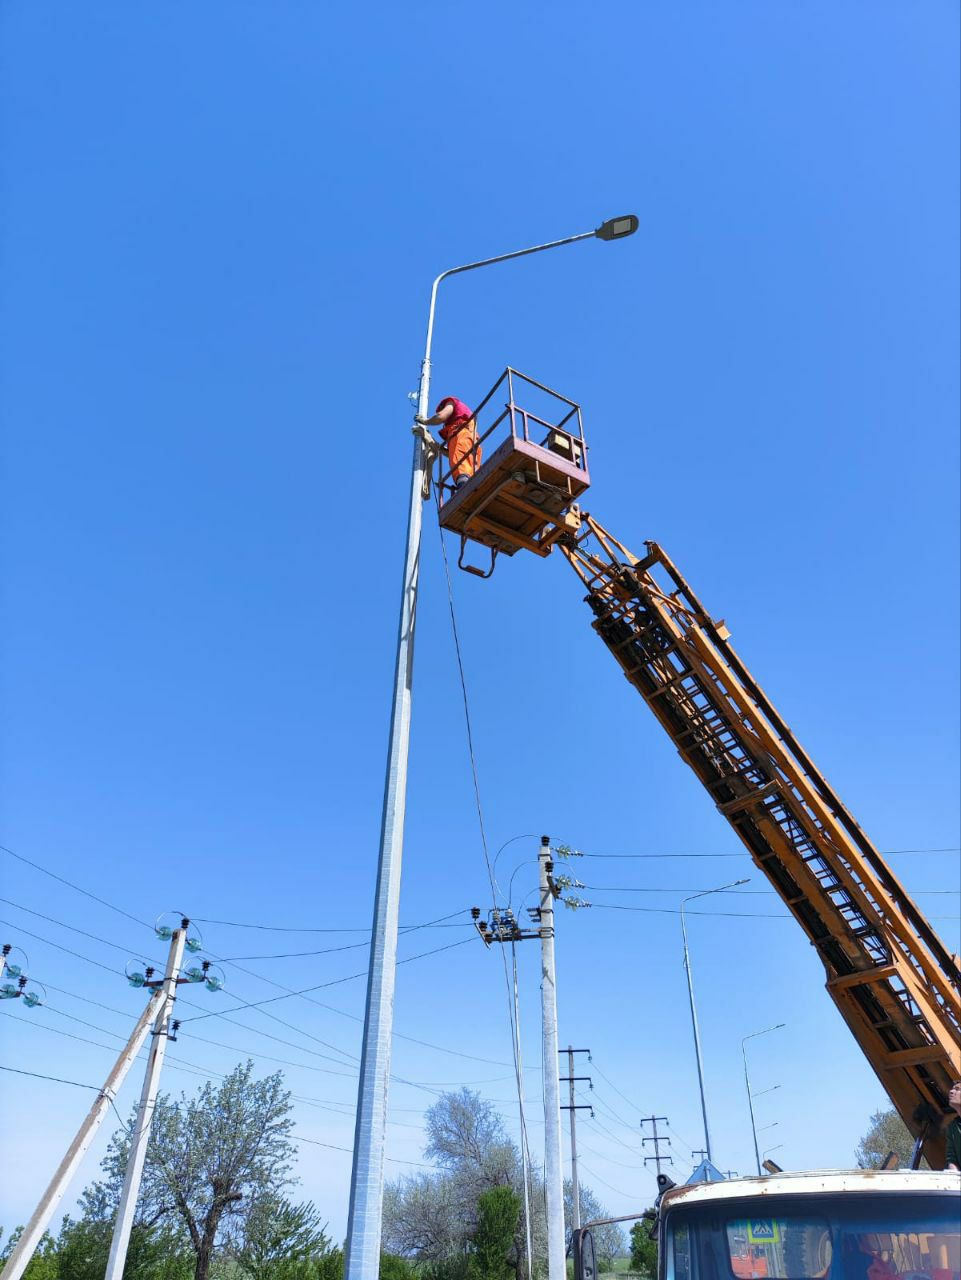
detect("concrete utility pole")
[560,1046,592,1230]
[0,991,162,1280]
[641,1116,672,1176]
[104,926,187,1280]
[539,837,566,1280]
[344,214,638,1280]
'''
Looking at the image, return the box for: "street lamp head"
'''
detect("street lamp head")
[595,214,639,242]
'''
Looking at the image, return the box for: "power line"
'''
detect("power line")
[0,844,151,928]
[179,936,474,1023]
[436,520,536,1250]
[589,902,960,922]
[573,846,961,859]
[215,910,472,961]
[193,911,471,935]
[576,1161,637,1200]
[589,903,789,919]
[0,1062,130,1129]
[0,918,125,976]
[589,1061,646,1119]
[582,883,960,896]
[0,897,153,962]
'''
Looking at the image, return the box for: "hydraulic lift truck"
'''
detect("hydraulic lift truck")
[430,369,961,1256]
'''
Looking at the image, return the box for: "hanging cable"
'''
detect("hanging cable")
[436,517,538,1270]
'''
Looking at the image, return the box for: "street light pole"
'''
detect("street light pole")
[680,878,750,1164]
[742,1023,786,1176]
[344,216,638,1280]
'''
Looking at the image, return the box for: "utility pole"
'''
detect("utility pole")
[641,1116,672,1176]
[104,924,187,1280]
[539,837,566,1280]
[471,904,542,1280]
[559,1046,592,1230]
[472,836,574,1280]
[0,990,162,1280]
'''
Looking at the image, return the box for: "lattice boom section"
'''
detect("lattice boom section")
[561,517,961,1158]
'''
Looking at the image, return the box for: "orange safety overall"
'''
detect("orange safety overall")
[437,398,482,484]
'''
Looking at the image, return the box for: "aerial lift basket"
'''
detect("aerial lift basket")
[435,368,590,577]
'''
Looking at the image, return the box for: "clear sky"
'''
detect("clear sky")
[1,0,959,1245]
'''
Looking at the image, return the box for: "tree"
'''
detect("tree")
[0,1228,58,1280]
[855,1107,916,1169]
[55,1216,192,1280]
[85,1061,297,1280]
[235,1195,333,1279]
[470,1187,520,1280]
[385,1090,520,1264]
[564,1182,626,1266]
[629,1216,658,1278]
[380,1254,417,1280]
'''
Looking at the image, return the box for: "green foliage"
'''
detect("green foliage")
[629,1216,658,1278]
[235,1196,333,1280]
[316,1248,345,1280]
[0,1227,58,1279]
[855,1107,917,1169]
[380,1253,417,1280]
[470,1187,519,1280]
[421,1257,471,1280]
[0,1218,192,1279]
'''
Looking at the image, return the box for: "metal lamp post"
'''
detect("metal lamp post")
[344,215,638,1280]
[679,878,750,1164]
[742,1022,785,1175]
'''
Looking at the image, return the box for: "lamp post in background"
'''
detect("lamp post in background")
[680,879,750,1164]
[742,1022,786,1175]
[344,215,639,1280]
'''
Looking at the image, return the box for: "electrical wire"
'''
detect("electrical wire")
[0,1062,129,1129]
[0,897,153,962]
[436,516,536,1249]
[576,1161,639,1200]
[0,844,151,928]
[0,918,124,976]
[193,910,472,935]
[588,1061,646,1119]
[589,902,960,921]
[582,884,960,896]
[215,910,472,961]
[572,846,961,859]
[178,936,474,1023]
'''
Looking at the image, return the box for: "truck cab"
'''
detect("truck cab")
[574,1171,960,1280]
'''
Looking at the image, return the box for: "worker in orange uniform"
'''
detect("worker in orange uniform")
[416,396,482,490]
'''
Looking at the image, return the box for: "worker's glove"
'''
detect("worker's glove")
[414,415,430,426]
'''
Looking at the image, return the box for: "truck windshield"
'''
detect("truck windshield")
[665,1193,960,1280]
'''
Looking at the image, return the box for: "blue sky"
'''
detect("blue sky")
[1,0,959,1243]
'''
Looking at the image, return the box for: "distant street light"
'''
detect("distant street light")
[742,1023,786,1175]
[680,878,750,1163]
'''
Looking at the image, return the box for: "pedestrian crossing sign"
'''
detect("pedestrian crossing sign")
[747,1221,781,1245]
